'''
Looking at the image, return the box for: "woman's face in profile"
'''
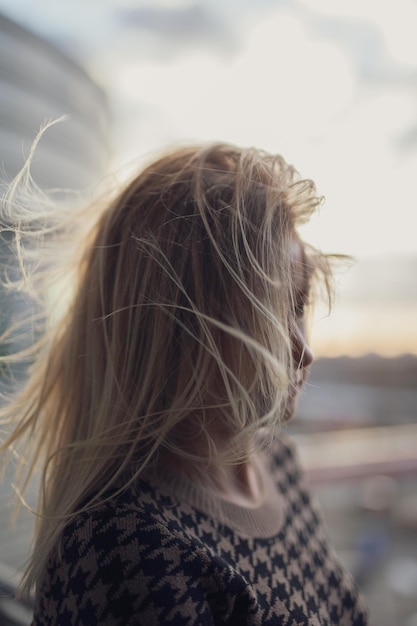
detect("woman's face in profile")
[284,240,314,420]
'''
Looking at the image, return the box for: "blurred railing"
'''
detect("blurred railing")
[295,423,417,484]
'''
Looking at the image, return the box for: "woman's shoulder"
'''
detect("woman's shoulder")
[35,483,238,626]
[62,479,197,555]
[40,483,216,602]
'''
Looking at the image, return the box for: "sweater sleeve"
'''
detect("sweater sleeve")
[32,505,235,626]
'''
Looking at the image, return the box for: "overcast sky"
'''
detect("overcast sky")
[1,0,417,258]
[1,0,416,354]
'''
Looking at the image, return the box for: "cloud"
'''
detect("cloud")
[114,4,239,57]
[340,256,417,304]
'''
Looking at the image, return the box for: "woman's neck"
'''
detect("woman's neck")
[160,446,266,509]
[212,456,265,508]
[157,418,268,508]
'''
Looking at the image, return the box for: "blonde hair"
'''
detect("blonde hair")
[1,142,332,596]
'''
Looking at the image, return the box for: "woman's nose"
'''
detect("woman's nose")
[292,321,314,369]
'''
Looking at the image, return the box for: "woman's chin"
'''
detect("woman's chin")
[283,390,300,422]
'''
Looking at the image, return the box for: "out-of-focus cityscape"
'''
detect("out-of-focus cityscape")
[0,1,416,624]
[292,354,417,626]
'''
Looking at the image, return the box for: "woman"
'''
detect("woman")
[1,143,368,624]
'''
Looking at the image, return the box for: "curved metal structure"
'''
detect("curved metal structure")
[0,13,110,624]
[0,12,109,190]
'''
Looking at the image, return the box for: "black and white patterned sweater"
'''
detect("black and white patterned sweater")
[32,434,368,625]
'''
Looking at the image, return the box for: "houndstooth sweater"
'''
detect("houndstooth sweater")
[32,434,368,625]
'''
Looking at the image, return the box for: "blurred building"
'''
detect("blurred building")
[0,10,110,354]
[0,15,110,622]
[0,11,109,189]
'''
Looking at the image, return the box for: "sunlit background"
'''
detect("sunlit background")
[0,1,416,625]
[2,0,417,356]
